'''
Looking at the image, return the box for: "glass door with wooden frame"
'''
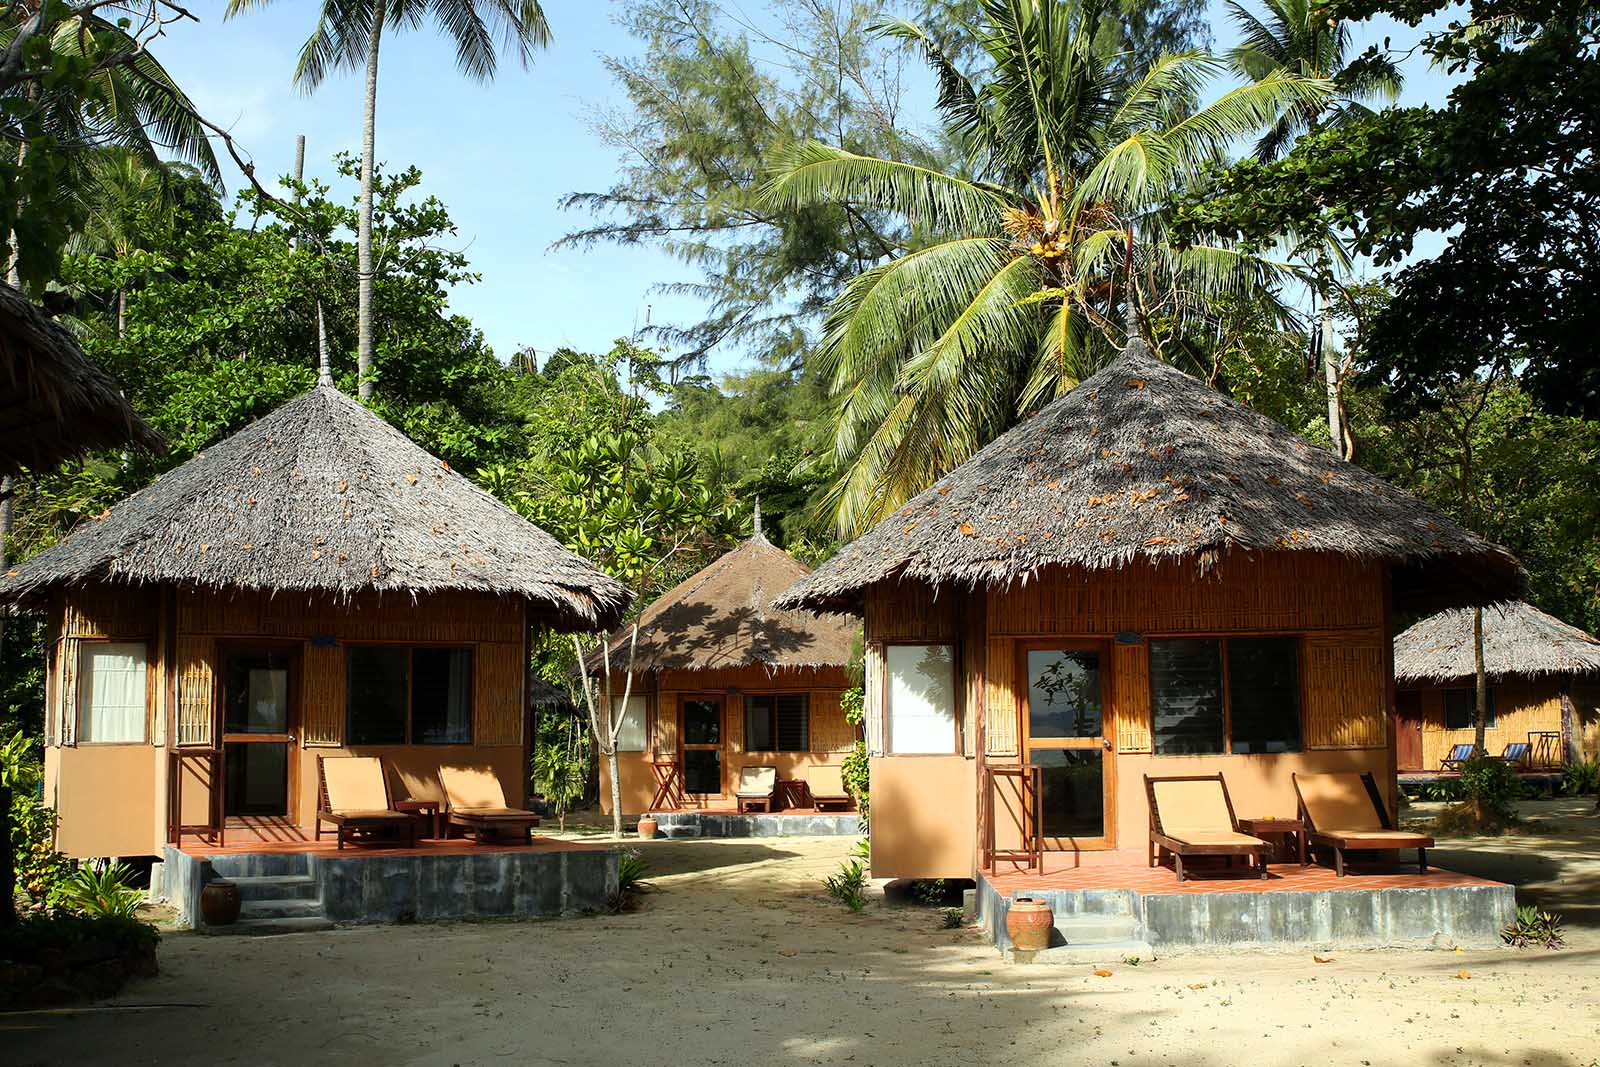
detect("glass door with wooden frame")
[1019,642,1114,850]
[679,697,723,798]
[220,646,298,819]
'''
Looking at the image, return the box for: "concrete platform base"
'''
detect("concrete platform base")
[648,811,861,839]
[976,867,1516,956]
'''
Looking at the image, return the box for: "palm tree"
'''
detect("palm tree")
[70,152,194,337]
[226,1,551,400]
[1228,0,1401,457]
[765,0,1327,534]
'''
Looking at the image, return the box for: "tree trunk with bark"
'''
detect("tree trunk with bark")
[357,2,386,401]
[1473,606,1489,756]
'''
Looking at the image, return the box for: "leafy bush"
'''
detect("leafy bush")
[0,911,159,958]
[609,850,653,912]
[1459,754,1521,822]
[11,792,71,906]
[60,862,143,919]
[824,858,867,912]
[910,878,948,906]
[941,908,964,929]
[532,716,590,830]
[1501,905,1564,949]
[1420,778,1466,802]
[1562,759,1600,797]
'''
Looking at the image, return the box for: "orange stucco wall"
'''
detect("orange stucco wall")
[45,744,161,858]
[869,756,975,879]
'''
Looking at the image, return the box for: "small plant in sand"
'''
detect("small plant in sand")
[940,908,964,929]
[824,859,867,912]
[1561,759,1599,797]
[609,850,654,912]
[1501,905,1564,949]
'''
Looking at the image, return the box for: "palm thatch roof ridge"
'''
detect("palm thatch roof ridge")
[0,383,629,631]
[777,342,1523,615]
[0,282,165,475]
[598,532,857,674]
[1394,600,1600,684]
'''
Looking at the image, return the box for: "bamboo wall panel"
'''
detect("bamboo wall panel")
[653,692,678,754]
[726,693,745,754]
[984,636,1018,757]
[175,635,215,747]
[61,586,157,639]
[863,643,885,756]
[1303,636,1386,749]
[1415,678,1565,769]
[56,636,81,746]
[864,580,958,641]
[809,692,858,753]
[986,553,1383,636]
[301,642,345,746]
[177,587,524,646]
[655,664,851,693]
[961,592,986,758]
[474,642,524,746]
[1113,641,1152,753]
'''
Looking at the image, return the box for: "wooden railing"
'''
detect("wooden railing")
[167,748,225,848]
[982,763,1042,873]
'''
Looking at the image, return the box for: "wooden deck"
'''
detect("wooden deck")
[179,835,605,859]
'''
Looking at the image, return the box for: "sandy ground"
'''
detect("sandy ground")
[5,799,1597,1067]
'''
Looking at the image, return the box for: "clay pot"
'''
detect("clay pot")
[200,880,241,926]
[1005,896,1054,952]
[637,816,659,840]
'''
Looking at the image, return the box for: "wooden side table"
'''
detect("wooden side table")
[396,799,442,840]
[1238,816,1307,866]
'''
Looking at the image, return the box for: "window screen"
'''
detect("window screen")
[1227,638,1301,753]
[1150,639,1224,755]
[347,646,474,744]
[746,694,810,752]
[1444,687,1496,730]
[886,645,957,754]
[412,648,472,744]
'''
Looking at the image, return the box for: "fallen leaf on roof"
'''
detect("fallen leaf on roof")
[1127,378,1145,390]
[938,485,951,495]
[958,522,974,536]
[903,522,918,533]
[405,473,418,485]
[1145,537,1178,546]
[338,480,348,493]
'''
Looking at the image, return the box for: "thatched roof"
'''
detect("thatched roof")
[0,384,629,631]
[1394,600,1600,685]
[777,343,1522,615]
[0,282,165,474]
[598,531,856,674]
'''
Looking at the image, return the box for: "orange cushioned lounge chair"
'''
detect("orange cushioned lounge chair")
[316,755,419,850]
[734,766,777,813]
[805,765,853,812]
[439,764,542,843]
[1293,771,1434,876]
[1146,773,1271,882]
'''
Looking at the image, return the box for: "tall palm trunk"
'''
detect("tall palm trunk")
[1318,294,1348,459]
[357,1,386,401]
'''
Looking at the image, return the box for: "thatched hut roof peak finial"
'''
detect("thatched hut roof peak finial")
[752,497,765,542]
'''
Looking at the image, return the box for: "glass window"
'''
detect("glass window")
[346,646,474,745]
[682,699,721,745]
[745,694,810,753]
[1026,650,1102,738]
[223,652,291,734]
[413,648,472,744]
[1150,639,1224,755]
[1444,687,1496,730]
[1227,638,1301,753]
[612,695,647,752]
[886,644,957,754]
[1035,749,1105,839]
[77,642,147,743]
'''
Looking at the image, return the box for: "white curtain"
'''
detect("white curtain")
[612,695,647,752]
[78,642,148,744]
[886,644,957,754]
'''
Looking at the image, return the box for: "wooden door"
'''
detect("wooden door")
[219,645,299,819]
[1395,689,1424,771]
[1019,641,1115,850]
[679,696,724,799]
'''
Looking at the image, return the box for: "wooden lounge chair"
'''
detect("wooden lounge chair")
[1439,743,1475,771]
[439,764,542,844]
[1293,771,1434,876]
[734,766,777,813]
[1497,741,1530,769]
[806,765,853,812]
[316,756,418,850]
[1145,774,1270,882]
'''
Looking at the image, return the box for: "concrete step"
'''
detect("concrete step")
[1006,939,1157,965]
[203,915,336,937]
[231,875,318,902]
[239,898,326,921]
[205,852,312,879]
[1051,915,1142,945]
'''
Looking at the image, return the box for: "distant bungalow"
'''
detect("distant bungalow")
[1394,600,1600,771]
[1,382,628,857]
[776,338,1522,881]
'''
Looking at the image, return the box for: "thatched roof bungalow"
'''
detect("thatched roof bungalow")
[2,383,628,858]
[596,517,859,817]
[0,282,165,475]
[777,342,1522,881]
[1393,601,1600,771]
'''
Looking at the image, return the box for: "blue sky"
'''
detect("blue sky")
[156,1,1457,379]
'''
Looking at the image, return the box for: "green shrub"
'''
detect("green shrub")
[11,792,71,906]
[60,862,143,919]
[910,878,948,906]
[1459,754,1521,822]
[609,850,653,912]
[840,740,870,828]
[824,858,867,912]
[0,911,159,959]
[1501,905,1564,949]
[1562,759,1600,797]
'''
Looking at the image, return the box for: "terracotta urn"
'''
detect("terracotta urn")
[1005,896,1054,952]
[637,816,659,840]
[200,879,241,926]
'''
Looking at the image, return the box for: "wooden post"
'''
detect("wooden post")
[1381,566,1400,816]
[0,783,14,926]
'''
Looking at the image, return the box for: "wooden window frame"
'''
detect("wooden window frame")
[882,641,961,756]
[74,638,152,746]
[1148,635,1304,757]
[345,642,475,746]
[743,691,812,754]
